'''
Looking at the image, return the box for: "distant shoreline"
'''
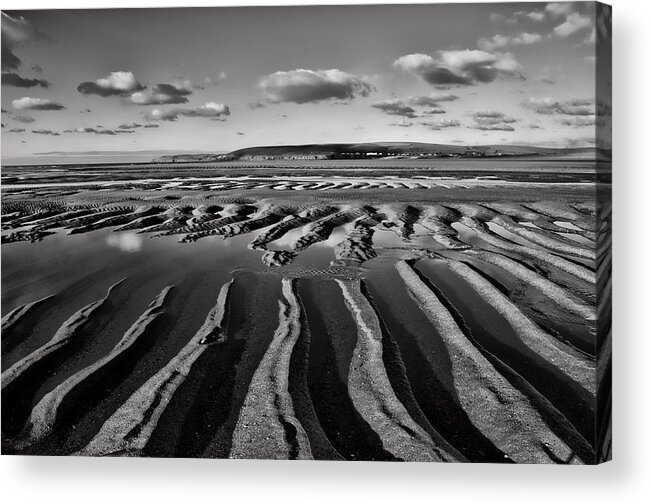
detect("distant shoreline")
[2,142,606,167]
[0,154,601,169]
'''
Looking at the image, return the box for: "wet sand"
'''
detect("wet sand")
[1,165,609,463]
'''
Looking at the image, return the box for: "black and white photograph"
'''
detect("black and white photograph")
[1,1,612,467]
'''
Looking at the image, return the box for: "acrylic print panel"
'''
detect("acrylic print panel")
[0,2,611,463]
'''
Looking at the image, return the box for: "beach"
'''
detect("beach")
[0,159,610,462]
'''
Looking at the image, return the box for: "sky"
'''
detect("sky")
[1,2,605,163]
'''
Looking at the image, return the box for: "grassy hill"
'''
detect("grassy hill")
[154,142,595,162]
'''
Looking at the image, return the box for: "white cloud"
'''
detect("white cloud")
[489,13,504,23]
[422,119,461,130]
[394,50,521,86]
[12,96,65,110]
[77,71,145,97]
[526,11,546,22]
[146,102,230,121]
[493,9,547,25]
[546,2,574,17]
[559,116,596,127]
[203,72,227,85]
[505,10,547,24]
[258,69,373,104]
[522,97,595,116]
[553,12,592,37]
[97,72,140,91]
[169,78,202,92]
[478,32,542,51]
[470,110,517,131]
[408,93,459,106]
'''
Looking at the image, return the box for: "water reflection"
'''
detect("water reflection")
[105,232,143,253]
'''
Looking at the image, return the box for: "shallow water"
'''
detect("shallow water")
[1,229,248,314]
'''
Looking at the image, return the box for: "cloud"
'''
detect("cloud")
[143,123,159,128]
[7,127,25,133]
[470,110,517,131]
[12,97,65,110]
[545,3,574,17]
[407,93,459,107]
[495,4,593,40]
[203,72,227,86]
[582,28,596,45]
[389,120,416,128]
[1,37,21,71]
[1,13,51,89]
[528,123,544,129]
[258,68,373,103]
[489,13,505,23]
[2,71,50,88]
[559,116,596,127]
[77,71,145,97]
[130,83,193,105]
[542,3,594,39]
[369,94,456,119]
[564,136,596,148]
[498,9,547,24]
[118,122,143,129]
[31,129,59,136]
[472,110,517,121]
[539,77,556,85]
[64,127,135,135]
[1,12,47,71]
[422,119,461,130]
[14,115,35,123]
[170,77,205,91]
[371,99,418,118]
[145,102,230,121]
[478,32,542,51]
[553,12,592,37]
[525,11,546,22]
[144,109,177,121]
[596,99,611,118]
[522,97,594,115]
[248,100,267,109]
[394,50,521,86]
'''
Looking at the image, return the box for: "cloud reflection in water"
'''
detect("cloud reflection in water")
[105,232,143,253]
